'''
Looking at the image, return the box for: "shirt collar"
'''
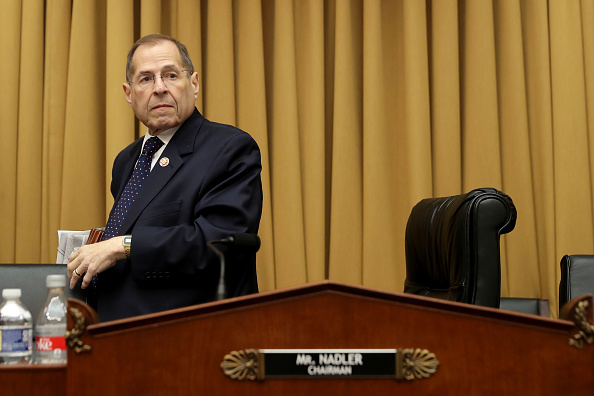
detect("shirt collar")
[142,126,179,146]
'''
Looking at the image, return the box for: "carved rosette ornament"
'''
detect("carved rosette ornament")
[569,300,594,349]
[65,307,92,354]
[397,348,440,381]
[220,349,261,380]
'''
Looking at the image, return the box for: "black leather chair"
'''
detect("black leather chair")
[0,264,86,318]
[559,255,594,312]
[403,187,517,308]
[499,297,550,316]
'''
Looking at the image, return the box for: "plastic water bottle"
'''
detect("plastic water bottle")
[34,275,68,364]
[0,289,33,364]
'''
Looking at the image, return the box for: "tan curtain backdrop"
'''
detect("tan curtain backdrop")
[2,0,593,317]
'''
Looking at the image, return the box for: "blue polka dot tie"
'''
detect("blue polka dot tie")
[102,136,164,240]
[88,137,163,302]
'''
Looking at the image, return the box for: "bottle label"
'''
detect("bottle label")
[36,336,67,352]
[0,328,33,353]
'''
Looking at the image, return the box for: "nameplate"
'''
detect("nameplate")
[261,349,396,378]
[220,348,439,381]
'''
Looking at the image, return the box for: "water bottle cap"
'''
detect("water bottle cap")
[46,274,67,288]
[2,288,22,299]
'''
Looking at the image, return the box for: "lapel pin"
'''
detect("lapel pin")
[159,157,170,167]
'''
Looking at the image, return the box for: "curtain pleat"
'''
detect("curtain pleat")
[6,0,594,317]
[294,0,327,283]
[59,0,107,231]
[233,0,275,289]
[460,1,503,190]
[361,0,407,290]
[140,0,162,37]
[41,0,72,267]
[1,0,22,263]
[520,0,558,312]
[328,0,364,284]
[15,0,44,264]
[493,0,539,298]
[106,0,135,214]
[550,0,594,316]
[176,0,203,109]
[264,0,308,288]
[429,0,462,196]
[203,0,236,123]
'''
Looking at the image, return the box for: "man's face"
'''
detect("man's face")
[123,41,199,136]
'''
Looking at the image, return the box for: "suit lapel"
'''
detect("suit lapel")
[119,109,204,234]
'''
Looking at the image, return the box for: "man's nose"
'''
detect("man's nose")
[153,75,168,93]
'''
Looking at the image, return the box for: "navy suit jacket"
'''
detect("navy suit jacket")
[95,108,262,321]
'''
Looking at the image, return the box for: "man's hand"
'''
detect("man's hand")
[67,236,126,289]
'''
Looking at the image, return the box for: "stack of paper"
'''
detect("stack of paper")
[56,230,90,264]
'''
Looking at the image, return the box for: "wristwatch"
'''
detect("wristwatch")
[123,235,132,259]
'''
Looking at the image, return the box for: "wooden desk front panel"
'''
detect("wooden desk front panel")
[66,285,594,395]
[0,364,66,395]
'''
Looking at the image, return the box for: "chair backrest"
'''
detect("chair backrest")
[499,297,550,317]
[0,264,86,319]
[403,187,517,308]
[559,255,594,311]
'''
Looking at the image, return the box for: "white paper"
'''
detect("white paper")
[56,230,90,264]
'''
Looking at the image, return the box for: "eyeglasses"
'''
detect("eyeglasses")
[130,69,191,90]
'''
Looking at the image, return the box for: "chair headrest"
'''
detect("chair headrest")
[404,187,517,307]
[559,255,594,310]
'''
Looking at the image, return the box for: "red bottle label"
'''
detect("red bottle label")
[36,336,67,351]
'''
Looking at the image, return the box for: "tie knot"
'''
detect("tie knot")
[142,136,164,157]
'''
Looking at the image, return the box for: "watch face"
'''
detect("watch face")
[123,236,132,245]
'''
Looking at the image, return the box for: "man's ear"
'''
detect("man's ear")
[123,83,132,105]
[191,73,200,99]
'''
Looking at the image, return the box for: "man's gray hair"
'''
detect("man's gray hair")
[126,33,195,83]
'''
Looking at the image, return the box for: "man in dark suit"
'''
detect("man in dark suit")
[66,34,262,322]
